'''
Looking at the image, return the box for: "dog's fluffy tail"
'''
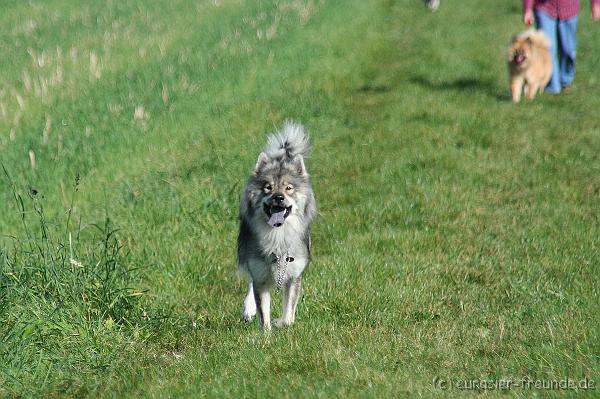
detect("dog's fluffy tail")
[264,120,310,161]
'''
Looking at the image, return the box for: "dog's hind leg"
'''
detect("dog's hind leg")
[242,281,257,321]
[253,282,271,330]
[274,276,302,328]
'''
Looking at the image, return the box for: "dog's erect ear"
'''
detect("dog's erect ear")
[291,154,307,176]
[253,152,269,175]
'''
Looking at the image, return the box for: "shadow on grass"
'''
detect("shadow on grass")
[357,83,392,93]
[410,75,509,101]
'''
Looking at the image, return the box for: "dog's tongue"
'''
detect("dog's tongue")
[515,54,525,64]
[267,210,286,227]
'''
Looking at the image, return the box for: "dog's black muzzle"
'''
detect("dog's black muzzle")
[271,193,285,205]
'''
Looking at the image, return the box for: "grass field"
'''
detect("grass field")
[1,0,600,397]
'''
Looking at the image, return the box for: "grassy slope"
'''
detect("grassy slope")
[1,0,600,397]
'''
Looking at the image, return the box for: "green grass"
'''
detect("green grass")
[1,0,600,397]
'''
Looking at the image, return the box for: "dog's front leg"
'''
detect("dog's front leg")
[510,78,523,103]
[289,276,302,324]
[253,282,271,330]
[526,82,539,100]
[242,281,257,321]
[274,276,302,328]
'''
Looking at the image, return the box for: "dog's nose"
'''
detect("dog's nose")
[272,193,285,203]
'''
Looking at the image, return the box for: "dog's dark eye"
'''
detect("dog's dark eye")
[264,184,273,192]
[286,185,294,191]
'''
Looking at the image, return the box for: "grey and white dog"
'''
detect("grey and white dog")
[237,121,316,330]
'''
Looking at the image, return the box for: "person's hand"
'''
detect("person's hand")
[592,3,600,21]
[523,9,535,25]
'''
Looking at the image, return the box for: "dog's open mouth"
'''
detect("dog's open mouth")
[264,204,292,227]
[514,54,526,64]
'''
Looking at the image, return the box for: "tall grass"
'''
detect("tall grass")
[0,168,152,396]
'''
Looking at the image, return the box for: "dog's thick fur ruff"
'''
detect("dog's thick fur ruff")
[237,121,316,330]
[508,29,552,102]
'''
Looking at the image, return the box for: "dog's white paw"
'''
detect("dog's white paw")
[273,318,292,328]
[242,297,256,322]
[425,0,440,11]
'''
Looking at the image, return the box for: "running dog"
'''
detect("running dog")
[508,29,552,102]
[237,121,316,330]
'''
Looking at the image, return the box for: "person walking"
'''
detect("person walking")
[523,0,600,93]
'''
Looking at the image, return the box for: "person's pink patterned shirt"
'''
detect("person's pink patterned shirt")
[524,0,600,20]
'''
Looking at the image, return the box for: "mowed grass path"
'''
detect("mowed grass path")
[1,0,600,397]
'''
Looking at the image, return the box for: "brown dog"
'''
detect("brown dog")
[508,30,552,102]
